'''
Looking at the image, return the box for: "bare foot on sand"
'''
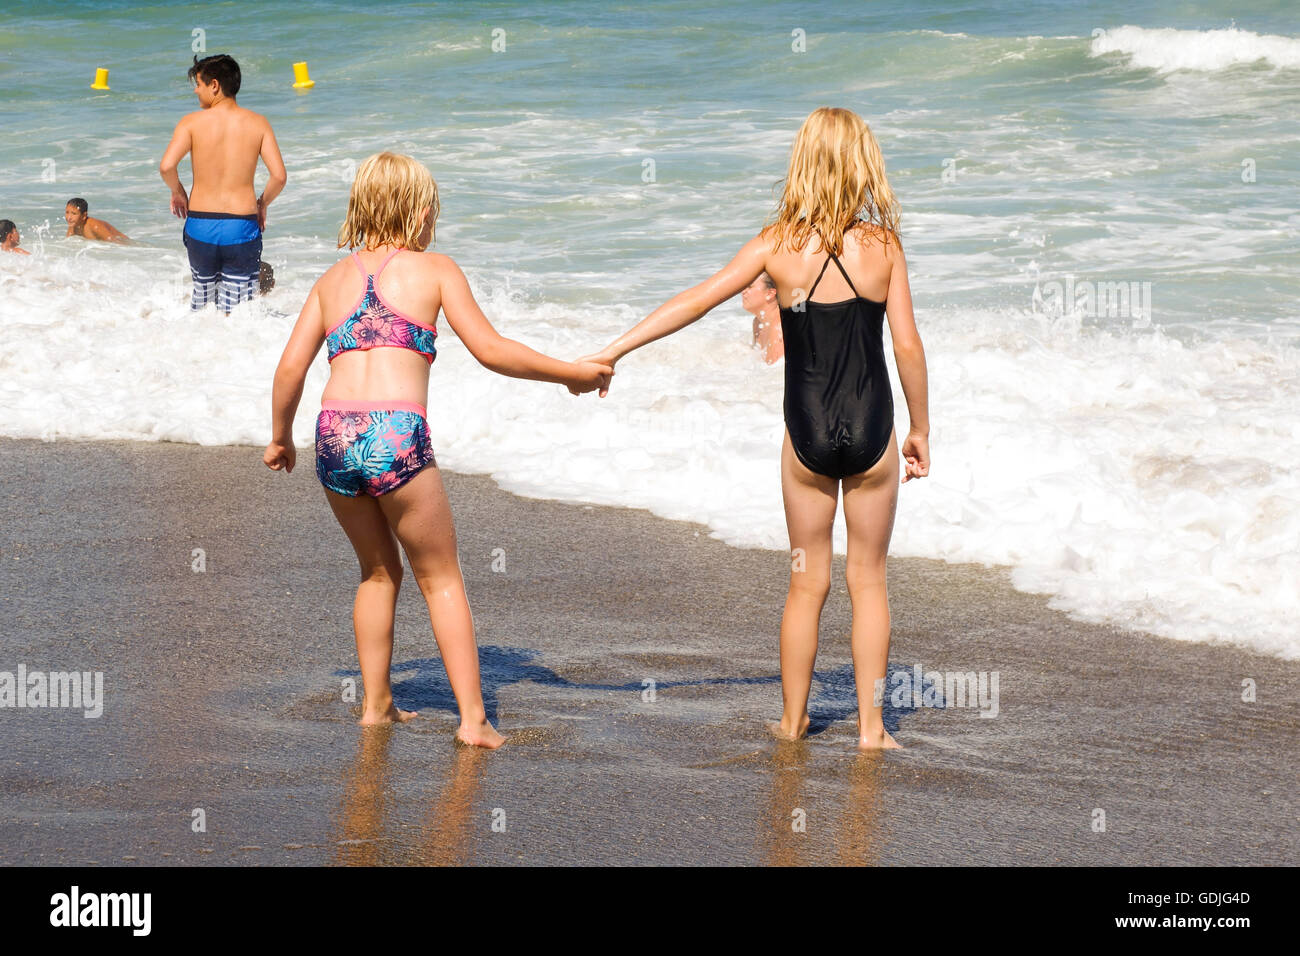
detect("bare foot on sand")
[360,704,419,726]
[857,724,902,750]
[455,719,506,750]
[768,713,811,741]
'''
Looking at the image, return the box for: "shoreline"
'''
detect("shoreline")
[1,437,1296,865]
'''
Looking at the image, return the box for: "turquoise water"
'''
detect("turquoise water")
[2,1,1297,331]
[2,1,1299,658]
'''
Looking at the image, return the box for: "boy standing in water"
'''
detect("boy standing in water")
[64,198,131,243]
[159,54,287,313]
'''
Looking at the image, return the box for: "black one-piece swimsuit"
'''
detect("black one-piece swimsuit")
[779,251,894,480]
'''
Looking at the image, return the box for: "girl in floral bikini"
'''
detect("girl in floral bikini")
[264,152,611,748]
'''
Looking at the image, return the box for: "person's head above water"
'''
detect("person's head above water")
[338,152,440,253]
[65,198,89,224]
[187,53,241,106]
[766,106,900,257]
[0,220,18,247]
[741,271,778,314]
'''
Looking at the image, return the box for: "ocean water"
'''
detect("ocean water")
[1,1,1298,659]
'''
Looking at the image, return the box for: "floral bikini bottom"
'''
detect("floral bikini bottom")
[314,400,436,497]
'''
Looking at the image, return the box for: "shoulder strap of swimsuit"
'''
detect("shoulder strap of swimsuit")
[807,255,835,298]
[827,252,861,298]
[348,251,368,278]
[373,248,403,280]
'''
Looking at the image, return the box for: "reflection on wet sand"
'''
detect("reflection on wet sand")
[759,740,810,866]
[412,746,490,866]
[333,727,489,866]
[333,726,398,865]
[835,754,883,866]
[758,741,885,866]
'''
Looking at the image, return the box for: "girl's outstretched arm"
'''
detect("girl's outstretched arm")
[436,254,611,393]
[264,281,326,473]
[580,236,768,395]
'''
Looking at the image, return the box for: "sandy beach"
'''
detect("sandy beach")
[0,436,1295,866]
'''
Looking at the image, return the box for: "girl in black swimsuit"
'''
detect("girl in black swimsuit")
[781,243,894,480]
[578,107,930,750]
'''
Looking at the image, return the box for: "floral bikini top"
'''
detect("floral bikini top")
[325,249,437,364]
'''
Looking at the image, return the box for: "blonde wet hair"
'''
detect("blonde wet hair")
[764,107,900,256]
[338,151,440,251]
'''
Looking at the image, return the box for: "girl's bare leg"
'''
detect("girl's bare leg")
[325,490,418,725]
[378,466,504,749]
[841,427,902,750]
[773,430,839,740]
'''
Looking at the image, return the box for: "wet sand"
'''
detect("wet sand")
[0,437,1295,865]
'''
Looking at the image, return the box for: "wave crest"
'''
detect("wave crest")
[1090,25,1300,72]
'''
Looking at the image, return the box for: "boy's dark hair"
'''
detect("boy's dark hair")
[0,220,15,241]
[67,198,88,215]
[258,261,275,295]
[188,54,241,97]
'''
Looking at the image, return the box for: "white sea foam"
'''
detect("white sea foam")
[1090,25,1300,73]
[2,247,1297,660]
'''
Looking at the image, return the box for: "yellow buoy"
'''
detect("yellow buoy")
[291,61,315,89]
[90,68,110,91]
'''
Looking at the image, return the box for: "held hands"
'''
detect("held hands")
[567,359,614,396]
[900,429,930,483]
[263,441,295,474]
[568,350,618,397]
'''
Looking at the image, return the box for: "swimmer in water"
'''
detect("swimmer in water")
[64,198,131,244]
[743,270,784,364]
[258,260,274,295]
[0,220,30,255]
[576,107,930,750]
[263,152,612,747]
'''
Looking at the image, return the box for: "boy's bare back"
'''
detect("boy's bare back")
[71,217,130,243]
[178,104,275,215]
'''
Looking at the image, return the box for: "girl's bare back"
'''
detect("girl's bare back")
[319,249,447,408]
[763,223,895,308]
